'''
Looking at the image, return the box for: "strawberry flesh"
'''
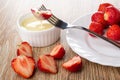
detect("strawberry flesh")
[41,10,52,19]
[11,55,35,78]
[31,8,52,20]
[62,56,82,72]
[37,54,57,74]
[17,42,33,57]
[50,44,65,59]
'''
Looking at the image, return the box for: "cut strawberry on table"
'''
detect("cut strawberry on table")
[62,56,82,72]
[37,54,57,74]
[17,42,33,57]
[50,44,65,59]
[31,8,52,20]
[106,24,120,41]
[11,55,35,78]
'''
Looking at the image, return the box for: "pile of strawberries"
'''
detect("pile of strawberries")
[11,42,82,79]
[89,3,120,41]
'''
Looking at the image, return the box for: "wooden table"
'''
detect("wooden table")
[0,0,120,80]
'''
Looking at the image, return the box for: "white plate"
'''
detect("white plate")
[66,13,120,67]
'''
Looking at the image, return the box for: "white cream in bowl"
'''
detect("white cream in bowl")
[17,13,60,47]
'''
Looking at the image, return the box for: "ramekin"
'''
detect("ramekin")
[17,13,60,47]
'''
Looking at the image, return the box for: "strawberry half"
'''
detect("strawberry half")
[106,24,120,41]
[50,44,65,59]
[31,8,52,20]
[37,54,57,74]
[17,42,33,57]
[11,55,35,78]
[62,56,82,72]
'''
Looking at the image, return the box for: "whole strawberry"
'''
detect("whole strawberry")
[89,22,104,36]
[104,6,120,25]
[106,24,120,41]
[91,11,107,27]
[98,3,113,13]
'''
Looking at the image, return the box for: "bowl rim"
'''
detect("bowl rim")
[17,12,56,33]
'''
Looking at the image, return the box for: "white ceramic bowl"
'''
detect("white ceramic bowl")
[17,13,60,47]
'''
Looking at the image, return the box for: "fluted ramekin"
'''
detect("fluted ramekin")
[17,13,60,47]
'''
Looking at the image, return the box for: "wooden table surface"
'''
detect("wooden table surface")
[0,0,120,80]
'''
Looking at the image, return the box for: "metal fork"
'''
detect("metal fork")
[39,5,120,48]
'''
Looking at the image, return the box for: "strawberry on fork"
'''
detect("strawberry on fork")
[31,8,52,20]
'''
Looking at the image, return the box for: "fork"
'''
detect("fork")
[39,5,120,48]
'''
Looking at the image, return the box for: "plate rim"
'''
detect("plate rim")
[66,13,120,67]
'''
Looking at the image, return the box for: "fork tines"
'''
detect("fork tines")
[48,16,59,26]
[48,16,68,29]
[39,5,68,29]
[38,4,47,11]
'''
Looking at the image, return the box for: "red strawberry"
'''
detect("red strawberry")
[104,6,120,25]
[17,42,33,57]
[106,24,120,41]
[62,56,82,72]
[50,44,65,59]
[11,55,35,78]
[91,11,107,27]
[41,10,52,19]
[31,8,52,20]
[37,54,57,74]
[98,3,113,13]
[89,22,104,36]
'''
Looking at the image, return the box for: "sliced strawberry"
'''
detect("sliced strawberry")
[11,55,35,78]
[31,8,52,20]
[41,10,52,19]
[106,24,120,41]
[37,54,57,74]
[50,44,65,59]
[17,42,33,57]
[62,56,82,72]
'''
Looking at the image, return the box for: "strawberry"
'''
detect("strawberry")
[62,56,82,72]
[17,42,33,57]
[37,54,57,74]
[89,22,104,36]
[106,24,120,41]
[41,10,52,19]
[98,3,113,13]
[31,8,52,20]
[104,6,120,25]
[91,11,107,27]
[11,55,35,78]
[50,44,65,59]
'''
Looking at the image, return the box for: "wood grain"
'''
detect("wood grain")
[0,0,120,80]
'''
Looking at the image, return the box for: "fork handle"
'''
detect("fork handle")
[71,26,120,48]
